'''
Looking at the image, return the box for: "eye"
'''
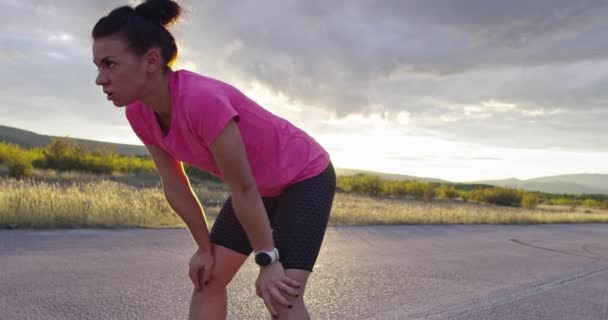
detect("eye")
[105,61,116,69]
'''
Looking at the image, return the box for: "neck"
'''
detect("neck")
[140,70,172,118]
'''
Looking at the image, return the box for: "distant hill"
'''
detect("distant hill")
[334,168,450,184]
[0,125,149,156]
[476,174,608,195]
[2,125,607,195]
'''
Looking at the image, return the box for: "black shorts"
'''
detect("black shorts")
[209,162,336,272]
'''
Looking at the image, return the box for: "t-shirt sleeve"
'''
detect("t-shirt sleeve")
[125,106,156,146]
[188,93,240,146]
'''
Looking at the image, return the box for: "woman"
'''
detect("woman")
[92,0,336,319]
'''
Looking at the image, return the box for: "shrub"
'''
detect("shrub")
[437,185,459,199]
[382,180,408,197]
[582,199,599,208]
[0,143,22,164]
[521,193,539,209]
[9,159,34,178]
[337,174,383,196]
[355,175,383,196]
[406,181,429,199]
[460,191,469,203]
[468,188,523,207]
[423,184,436,202]
[548,197,577,206]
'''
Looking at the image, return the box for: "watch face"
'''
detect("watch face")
[255,252,271,266]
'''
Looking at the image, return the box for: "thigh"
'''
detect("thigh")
[210,196,278,256]
[210,196,254,256]
[272,162,336,272]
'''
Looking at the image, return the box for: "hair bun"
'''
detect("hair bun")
[135,0,181,28]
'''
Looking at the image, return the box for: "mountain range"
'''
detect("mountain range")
[1,125,606,195]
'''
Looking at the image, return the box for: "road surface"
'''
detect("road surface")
[1,224,608,319]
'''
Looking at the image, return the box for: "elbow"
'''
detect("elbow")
[232,181,259,198]
[162,180,190,203]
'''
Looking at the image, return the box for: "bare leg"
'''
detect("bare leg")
[188,244,248,320]
[273,269,311,320]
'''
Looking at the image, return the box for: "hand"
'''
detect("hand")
[255,262,301,317]
[189,247,214,292]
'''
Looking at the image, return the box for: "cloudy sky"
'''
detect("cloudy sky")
[1,0,607,182]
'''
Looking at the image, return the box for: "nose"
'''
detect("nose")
[95,71,109,86]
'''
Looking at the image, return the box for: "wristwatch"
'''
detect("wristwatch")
[254,248,280,268]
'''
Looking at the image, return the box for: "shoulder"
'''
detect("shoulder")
[175,70,235,113]
[176,70,223,92]
[176,70,236,100]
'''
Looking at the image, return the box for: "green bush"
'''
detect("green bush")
[437,185,459,199]
[382,180,408,196]
[582,199,599,208]
[0,143,20,164]
[406,181,429,199]
[423,184,436,202]
[32,139,155,174]
[547,197,579,206]
[521,193,539,209]
[355,175,383,196]
[8,159,34,178]
[460,191,469,203]
[469,188,523,207]
[0,141,216,181]
[337,174,383,196]
[0,143,42,166]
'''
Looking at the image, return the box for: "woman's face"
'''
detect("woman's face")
[92,37,148,107]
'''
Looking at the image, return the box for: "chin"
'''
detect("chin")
[112,97,135,107]
[112,100,126,107]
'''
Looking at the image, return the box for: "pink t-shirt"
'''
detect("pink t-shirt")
[125,69,330,197]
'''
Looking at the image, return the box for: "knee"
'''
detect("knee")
[273,290,306,317]
[201,269,233,293]
[190,278,229,304]
[201,278,228,294]
[192,265,235,297]
[280,292,305,308]
[275,269,310,307]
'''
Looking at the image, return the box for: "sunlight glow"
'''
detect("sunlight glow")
[49,33,73,42]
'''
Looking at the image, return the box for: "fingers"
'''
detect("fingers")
[202,265,212,285]
[261,291,277,318]
[282,276,301,289]
[190,267,201,292]
[271,298,281,319]
[199,268,206,288]
[276,281,299,298]
[269,286,291,307]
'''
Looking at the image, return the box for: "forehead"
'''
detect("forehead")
[92,36,130,60]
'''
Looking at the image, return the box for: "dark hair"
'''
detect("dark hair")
[92,0,182,70]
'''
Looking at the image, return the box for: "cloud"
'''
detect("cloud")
[1,0,607,154]
[162,0,607,152]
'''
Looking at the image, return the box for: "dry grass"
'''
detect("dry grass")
[0,179,224,229]
[1,177,607,229]
[330,193,608,225]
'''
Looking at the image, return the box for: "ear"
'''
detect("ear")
[143,48,164,73]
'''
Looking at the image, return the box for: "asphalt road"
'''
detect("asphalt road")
[1,224,608,320]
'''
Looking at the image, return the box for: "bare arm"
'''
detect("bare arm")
[147,144,212,252]
[209,120,274,252]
